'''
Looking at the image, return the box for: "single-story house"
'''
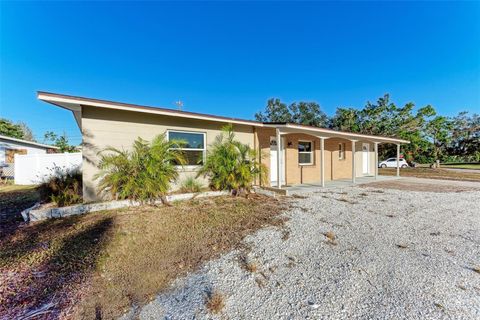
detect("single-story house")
[0,134,59,178]
[38,91,409,202]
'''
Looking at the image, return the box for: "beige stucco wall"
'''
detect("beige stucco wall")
[81,107,255,201]
[81,107,378,200]
[255,127,377,186]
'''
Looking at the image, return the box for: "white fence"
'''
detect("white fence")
[14,152,82,185]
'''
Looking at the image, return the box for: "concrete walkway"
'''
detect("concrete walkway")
[283,175,400,195]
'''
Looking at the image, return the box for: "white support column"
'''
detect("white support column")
[396,144,400,177]
[351,140,357,183]
[320,137,325,187]
[374,142,379,180]
[276,128,281,188]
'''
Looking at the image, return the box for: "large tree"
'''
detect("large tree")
[0,118,36,141]
[449,111,480,160]
[0,118,25,139]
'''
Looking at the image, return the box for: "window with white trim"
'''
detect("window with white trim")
[298,140,313,165]
[338,143,345,160]
[168,130,206,166]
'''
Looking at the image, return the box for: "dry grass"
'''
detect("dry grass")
[0,195,286,319]
[324,231,337,245]
[205,291,225,314]
[238,254,258,273]
[379,167,480,182]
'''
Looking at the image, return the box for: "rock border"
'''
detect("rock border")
[21,191,229,222]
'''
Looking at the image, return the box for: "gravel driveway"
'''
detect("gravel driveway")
[133,179,480,319]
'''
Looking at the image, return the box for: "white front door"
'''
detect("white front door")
[270,136,285,186]
[362,143,370,174]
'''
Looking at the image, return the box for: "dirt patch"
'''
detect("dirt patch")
[361,180,479,193]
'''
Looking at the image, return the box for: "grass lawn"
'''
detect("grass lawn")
[441,163,480,170]
[379,167,480,182]
[0,194,287,319]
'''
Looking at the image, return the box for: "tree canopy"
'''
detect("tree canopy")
[0,118,35,141]
[255,98,329,127]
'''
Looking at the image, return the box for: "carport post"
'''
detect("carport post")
[276,128,281,188]
[351,140,357,184]
[374,142,379,180]
[320,137,325,187]
[396,144,400,177]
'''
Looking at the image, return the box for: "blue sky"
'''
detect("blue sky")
[1,1,479,145]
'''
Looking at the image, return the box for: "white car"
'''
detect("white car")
[378,158,409,168]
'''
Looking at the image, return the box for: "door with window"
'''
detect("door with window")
[270,136,285,187]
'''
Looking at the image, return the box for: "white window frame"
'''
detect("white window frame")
[298,140,314,166]
[167,129,206,168]
[338,143,345,160]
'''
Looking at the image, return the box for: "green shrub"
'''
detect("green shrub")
[179,177,203,193]
[95,134,186,203]
[197,124,267,195]
[39,166,83,207]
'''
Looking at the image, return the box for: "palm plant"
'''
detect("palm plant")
[197,124,267,195]
[95,134,186,203]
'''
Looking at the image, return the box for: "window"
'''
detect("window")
[298,141,313,165]
[338,143,345,160]
[168,130,206,166]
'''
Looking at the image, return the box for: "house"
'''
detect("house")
[38,91,409,201]
[0,134,59,178]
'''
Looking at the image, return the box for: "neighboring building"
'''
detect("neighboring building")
[38,91,409,201]
[0,134,59,178]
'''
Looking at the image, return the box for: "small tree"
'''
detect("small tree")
[43,131,77,152]
[95,134,186,203]
[197,124,267,196]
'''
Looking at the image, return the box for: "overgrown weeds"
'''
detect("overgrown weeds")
[179,176,203,193]
[238,254,258,273]
[205,291,225,314]
[38,166,82,207]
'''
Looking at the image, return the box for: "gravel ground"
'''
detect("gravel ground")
[132,179,480,320]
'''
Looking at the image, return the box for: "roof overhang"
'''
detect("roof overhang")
[37,91,263,129]
[0,134,59,149]
[264,123,410,144]
[37,91,409,145]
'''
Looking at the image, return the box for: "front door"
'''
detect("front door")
[362,143,370,174]
[270,136,285,187]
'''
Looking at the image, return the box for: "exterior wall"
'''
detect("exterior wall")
[326,138,353,180]
[81,107,255,202]
[255,128,378,186]
[0,139,48,164]
[284,133,321,185]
